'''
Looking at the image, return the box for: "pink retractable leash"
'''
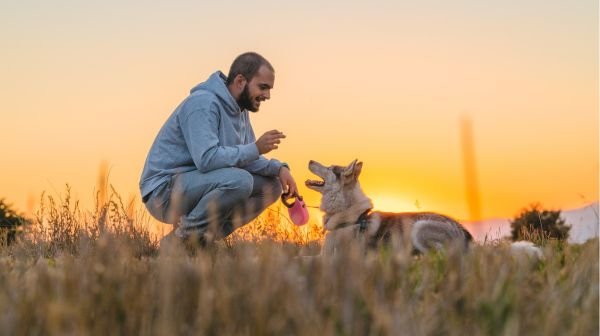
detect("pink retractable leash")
[281,193,310,226]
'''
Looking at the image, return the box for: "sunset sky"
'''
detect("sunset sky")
[1,0,598,223]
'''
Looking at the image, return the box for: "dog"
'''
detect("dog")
[305,159,542,259]
[305,159,472,256]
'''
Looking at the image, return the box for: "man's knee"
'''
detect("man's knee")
[221,168,254,199]
[269,177,283,198]
[260,176,283,205]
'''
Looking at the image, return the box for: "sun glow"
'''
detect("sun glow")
[370,194,419,213]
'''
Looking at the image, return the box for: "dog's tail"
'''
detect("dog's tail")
[411,219,471,253]
[510,241,544,260]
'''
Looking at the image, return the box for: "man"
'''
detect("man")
[140,52,297,245]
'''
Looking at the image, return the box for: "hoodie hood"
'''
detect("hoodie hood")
[190,71,240,113]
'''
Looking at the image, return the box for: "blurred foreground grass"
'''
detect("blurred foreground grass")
[0,187,597,335]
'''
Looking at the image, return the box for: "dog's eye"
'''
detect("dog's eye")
[331,167,342,179]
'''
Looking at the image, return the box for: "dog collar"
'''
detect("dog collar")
[327,209,372,232]
[357,209,371,233]
[323,209,371,233]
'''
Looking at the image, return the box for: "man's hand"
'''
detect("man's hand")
[278,166,298,198]
[256,130,286,155]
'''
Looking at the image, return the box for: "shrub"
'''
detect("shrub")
[0,199,28,246]
[510,203,570,243]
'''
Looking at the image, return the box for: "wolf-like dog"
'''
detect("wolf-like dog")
[305,159,474,256]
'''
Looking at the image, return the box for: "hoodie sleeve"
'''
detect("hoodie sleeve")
[240,122,285,176]
[241,157,285,176]
[179,99,259,173]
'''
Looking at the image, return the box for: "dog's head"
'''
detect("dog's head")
[305,159,364,215]
[305,159,363,193]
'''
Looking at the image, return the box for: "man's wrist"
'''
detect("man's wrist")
[279,162,290,173]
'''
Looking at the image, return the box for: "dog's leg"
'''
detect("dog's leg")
[322,232,337,257]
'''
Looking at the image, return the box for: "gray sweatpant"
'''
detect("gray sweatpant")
[144,167,282,239]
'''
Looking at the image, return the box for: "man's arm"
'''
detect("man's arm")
[278,165,298,197]
[240,125,285,176]
[243,125,297,196]
[241,157,284,176]
[180,100,259,173]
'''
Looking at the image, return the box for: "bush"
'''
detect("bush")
[510,203,570,243]
[0,199,28,246]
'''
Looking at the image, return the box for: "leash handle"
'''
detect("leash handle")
[281,192,302,208]
[281,192,310,226]
[281,192,319,209]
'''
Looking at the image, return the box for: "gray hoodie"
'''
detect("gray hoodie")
[139,71,284,199]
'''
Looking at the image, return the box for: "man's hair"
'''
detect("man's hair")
[226,52,274,86]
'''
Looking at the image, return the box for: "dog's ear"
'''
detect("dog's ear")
[354,161,363,179]
[343,159,358,177]
[343,159,362,181]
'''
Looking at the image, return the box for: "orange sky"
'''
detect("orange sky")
[1,1,598,222]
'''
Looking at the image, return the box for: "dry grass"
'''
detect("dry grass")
[226,204,324,249]
[0,186,597,335]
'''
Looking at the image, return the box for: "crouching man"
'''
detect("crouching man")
[139,52,297,246]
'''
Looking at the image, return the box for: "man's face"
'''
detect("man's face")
[238,65,274,112]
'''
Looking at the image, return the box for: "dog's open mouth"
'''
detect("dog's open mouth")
[305,179,325,187]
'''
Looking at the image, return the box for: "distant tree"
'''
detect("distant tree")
[0,199,28,245]
[510,203,570,242]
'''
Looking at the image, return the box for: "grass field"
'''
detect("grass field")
[0,187,598,335]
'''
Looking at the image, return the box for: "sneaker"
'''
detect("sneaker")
[160,228,210,254]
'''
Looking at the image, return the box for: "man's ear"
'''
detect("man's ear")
[234,74,247,87]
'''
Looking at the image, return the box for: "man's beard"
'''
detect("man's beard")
[237,84,258,112]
